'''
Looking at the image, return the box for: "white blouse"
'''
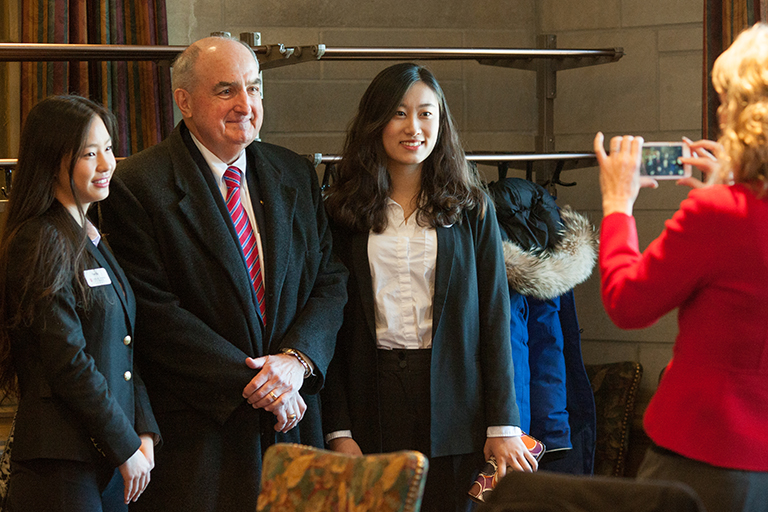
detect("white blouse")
[368,199,437,350]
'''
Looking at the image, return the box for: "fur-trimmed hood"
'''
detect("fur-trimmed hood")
[502,206,598,300]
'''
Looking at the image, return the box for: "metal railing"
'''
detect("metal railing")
[1,151,597,198]
[1,36,621,194]
[309,152,596,190]
[0,41,623,71]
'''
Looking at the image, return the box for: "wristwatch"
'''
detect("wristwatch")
[281,348,313,378]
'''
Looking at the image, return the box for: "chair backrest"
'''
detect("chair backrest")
[585,361,643,476]
[256,443,429,512]
[477,471,705,512]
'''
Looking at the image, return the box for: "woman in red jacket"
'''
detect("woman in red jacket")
[593,23,768,512]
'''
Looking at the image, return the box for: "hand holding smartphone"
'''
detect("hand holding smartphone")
[468,433,545,504]
[640,142,692,179]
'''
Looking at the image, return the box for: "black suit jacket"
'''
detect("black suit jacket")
[99,122,347,510]
[7,213,158,468]
[322,201,519,458]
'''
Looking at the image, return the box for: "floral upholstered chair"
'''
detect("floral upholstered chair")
[256,443,428,512]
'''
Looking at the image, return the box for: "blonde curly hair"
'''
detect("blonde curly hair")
[712,22,768,194]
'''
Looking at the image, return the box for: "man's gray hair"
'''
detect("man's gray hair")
[171,36,259,92]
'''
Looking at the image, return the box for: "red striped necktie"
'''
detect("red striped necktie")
[223,166,266,324]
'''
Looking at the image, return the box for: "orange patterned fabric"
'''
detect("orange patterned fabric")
[257,443,428,512]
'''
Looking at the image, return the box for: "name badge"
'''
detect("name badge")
[84,268,112,288]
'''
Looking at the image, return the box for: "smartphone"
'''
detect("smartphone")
[640,142,691,179]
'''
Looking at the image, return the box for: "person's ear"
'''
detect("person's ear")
[174,88,192,118]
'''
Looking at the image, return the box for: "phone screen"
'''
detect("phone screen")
[640,144,686,177]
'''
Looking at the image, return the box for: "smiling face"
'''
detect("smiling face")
[381,81,440,176]
[175,38,263,164]
[54,115,115,221]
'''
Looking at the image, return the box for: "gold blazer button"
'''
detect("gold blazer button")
[123,335,132,346]
[124,371,132,381]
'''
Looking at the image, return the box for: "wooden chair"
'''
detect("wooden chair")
[256,443,428,512]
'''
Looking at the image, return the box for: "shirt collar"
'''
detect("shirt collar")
[85,219,101,246]
[188,132,247,181]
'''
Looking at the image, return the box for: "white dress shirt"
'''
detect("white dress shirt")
[369,199,437,350]
[86,219,101,246]
[189,133,267,288]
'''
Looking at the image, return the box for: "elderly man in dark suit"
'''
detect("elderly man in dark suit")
[99,36,348,512]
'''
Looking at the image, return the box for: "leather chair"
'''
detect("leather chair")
[586,361,644,476]
[477,470,705,512]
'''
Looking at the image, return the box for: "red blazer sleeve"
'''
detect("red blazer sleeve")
[599,189,722,329]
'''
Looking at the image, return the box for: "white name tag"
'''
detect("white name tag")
[84,268,112,288]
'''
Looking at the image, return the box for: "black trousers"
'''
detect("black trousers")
[638,444,768,512]
[377,349,482,512]
[8,457,126,512]
[130,405,270,512]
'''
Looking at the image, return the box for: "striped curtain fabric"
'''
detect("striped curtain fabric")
[0,5,11,160]
[21,0,173,157]
[704,0,766,139]
[721,0,767,41]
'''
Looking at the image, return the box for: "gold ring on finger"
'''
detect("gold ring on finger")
[288,413,297,420]
[268,391,278,401]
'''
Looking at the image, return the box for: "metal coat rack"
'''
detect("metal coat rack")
[0,33,623,198]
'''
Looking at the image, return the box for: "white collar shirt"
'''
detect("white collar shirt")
[368,199,437,350]
[189,133,267,288]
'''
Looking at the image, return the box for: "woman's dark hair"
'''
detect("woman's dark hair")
[325,63,485,232]
[0,95,116,398]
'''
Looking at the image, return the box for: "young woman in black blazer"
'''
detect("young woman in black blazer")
[0,96,159,511]
[323,63,537,512]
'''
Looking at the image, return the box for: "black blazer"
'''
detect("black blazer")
[98,122,348,506]
[322,201,519,458]
[7,214,158,467]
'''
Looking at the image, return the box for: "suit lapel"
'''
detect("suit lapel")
[351,232,377,341]
[86,241,135,330]
[432,225,455,338]
[170,129,259,321]
[247,144,297,340]
[100,240,136,320]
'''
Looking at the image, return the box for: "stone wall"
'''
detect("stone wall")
[545,1,703,407]
[166,0,540,162]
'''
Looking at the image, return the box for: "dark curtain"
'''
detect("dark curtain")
[20,0,174,156]
[704,0,767,139]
